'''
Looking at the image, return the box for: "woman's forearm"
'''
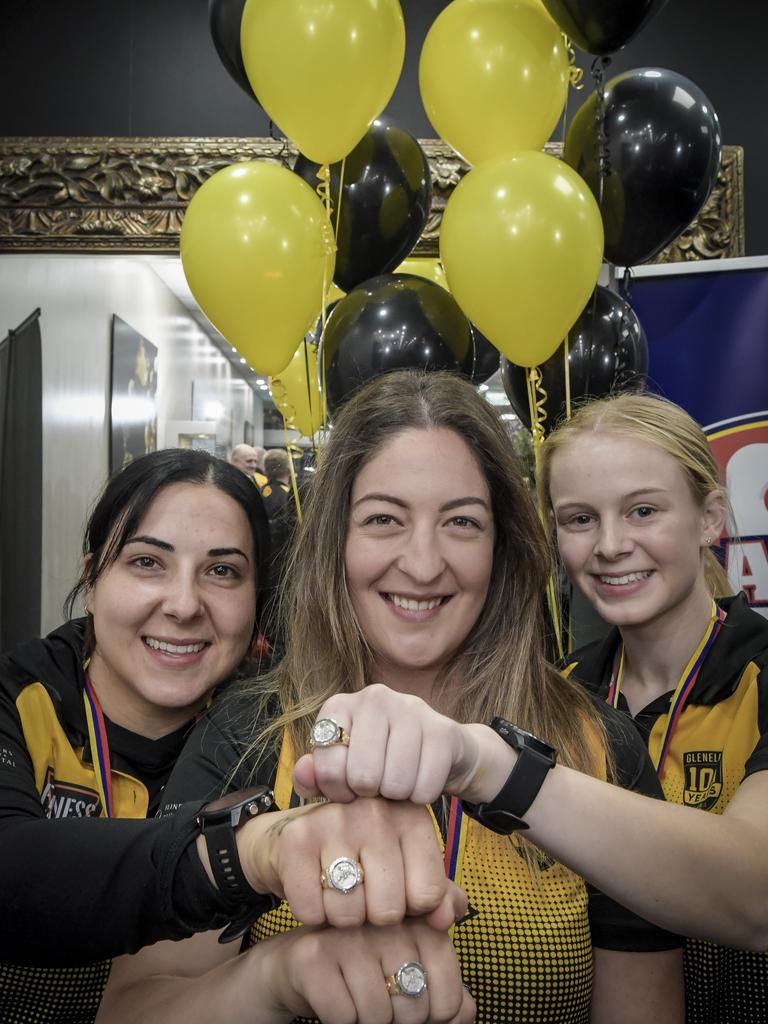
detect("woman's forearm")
[525,766,768,950]
[97,933,292,1024]
[0,811,213,964]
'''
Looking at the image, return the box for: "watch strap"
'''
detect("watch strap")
[197,787,278,942]
[462,721,556,834]
[203,817,255,903]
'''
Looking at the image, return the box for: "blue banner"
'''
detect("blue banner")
[629,261,768,616]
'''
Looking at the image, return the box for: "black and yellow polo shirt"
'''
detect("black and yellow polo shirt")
[0,620,195,1024]
[565,593,768,1024]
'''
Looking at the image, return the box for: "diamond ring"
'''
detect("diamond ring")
[320,856,364,894]
[310,717,350,749]
[385,961,428,998]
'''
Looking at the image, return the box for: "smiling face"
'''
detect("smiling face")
[344,427,495,697]
[86,481,257,737]
[549,433,724,632]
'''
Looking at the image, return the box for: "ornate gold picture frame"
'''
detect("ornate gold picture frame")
[0,136,744,262]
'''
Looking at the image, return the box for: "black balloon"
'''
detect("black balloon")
[565,68,721,266]
[208,0,259,103]
[294,118,432,293]
[540,0,668,56]
[500,286,648,432]
[323,275,472,413]
[463,326,500,385]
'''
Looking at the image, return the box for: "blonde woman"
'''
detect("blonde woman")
[539,394,768,1023]
[100,372,683,1024]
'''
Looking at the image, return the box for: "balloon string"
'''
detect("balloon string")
[315,162,339,446]
[283,424,303,525]
[556,35,578,150]
[319,333,329,444]
[590,56,612,212]
[621,265,633,301]
[526,366,548,450]
[334,157,346,249]
[563,335,572,421]
[301,337,318,458]
[563,34,583,90]
[527,367,564,662]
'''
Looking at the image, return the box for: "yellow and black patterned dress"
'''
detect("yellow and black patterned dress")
[162,690,681,1024]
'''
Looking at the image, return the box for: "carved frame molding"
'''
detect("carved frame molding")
[0,136,744,262]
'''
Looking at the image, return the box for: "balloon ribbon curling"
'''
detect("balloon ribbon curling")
[526,367,564,662]
[563,35,583,90]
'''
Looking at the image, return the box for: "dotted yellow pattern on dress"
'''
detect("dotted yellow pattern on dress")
[249,729,603,1024]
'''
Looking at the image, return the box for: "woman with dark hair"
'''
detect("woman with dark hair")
[100,372,683,1024]
[0,448,270,1021]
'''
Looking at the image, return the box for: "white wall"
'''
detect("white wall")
[0,254,261,634]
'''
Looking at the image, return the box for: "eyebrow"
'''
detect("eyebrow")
[125,535,250,561]
[352,493,490,512]
[553,487,668,510]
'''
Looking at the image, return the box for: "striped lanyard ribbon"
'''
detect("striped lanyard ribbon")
[607,600,727,777]
[82,670,114,818]
[444,796,469,940]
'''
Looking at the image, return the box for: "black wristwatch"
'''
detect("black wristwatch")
[462,717,557,834]
[197,785,278,942]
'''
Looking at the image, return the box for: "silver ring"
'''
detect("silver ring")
[385,961,428,998]
[310,717,350,749]
[320,856,364,894]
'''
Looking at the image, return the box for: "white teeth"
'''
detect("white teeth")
[144,637,206,654]
[599,571,652,586]
[390,594,443,612]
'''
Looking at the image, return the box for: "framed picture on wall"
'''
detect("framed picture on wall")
[110,315,158,473]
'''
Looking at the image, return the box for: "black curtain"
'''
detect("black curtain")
[0,309,42,651]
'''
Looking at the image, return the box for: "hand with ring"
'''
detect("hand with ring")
[232,795,468,931]
[293,684,515,808]
[255,919,476,1023]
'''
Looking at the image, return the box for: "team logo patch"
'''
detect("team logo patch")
[40,767,101,819]
[682,751,723,811]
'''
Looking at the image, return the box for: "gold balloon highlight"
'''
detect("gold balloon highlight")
[241,0,406,166]
[270,342,324,438]
[419,0,568,165]
[440,152,604,367]
[395,258,449,290]
[180,161,333,377]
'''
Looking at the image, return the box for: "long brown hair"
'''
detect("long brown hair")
[537,392,734,598]
[247,370,607,782]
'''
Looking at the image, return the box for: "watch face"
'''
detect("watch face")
[204,786,272,815]
[493,718,555,759]
[521,731,555,758]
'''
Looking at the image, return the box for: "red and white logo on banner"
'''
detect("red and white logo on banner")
[708,417,768,619]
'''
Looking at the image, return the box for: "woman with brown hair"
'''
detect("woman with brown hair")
[99,371,682,1024]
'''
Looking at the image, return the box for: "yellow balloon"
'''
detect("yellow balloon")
[241,0,406,165]
[395,258,448,290]
[419,0,568,166]
[181,161,333,377]
[326,282,346,304]
[440,152,603,367]
[270,342,324,438]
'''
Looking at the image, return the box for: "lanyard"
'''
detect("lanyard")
[82,670,114,818]
[444,796,469,940]
[607,600,727,777]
